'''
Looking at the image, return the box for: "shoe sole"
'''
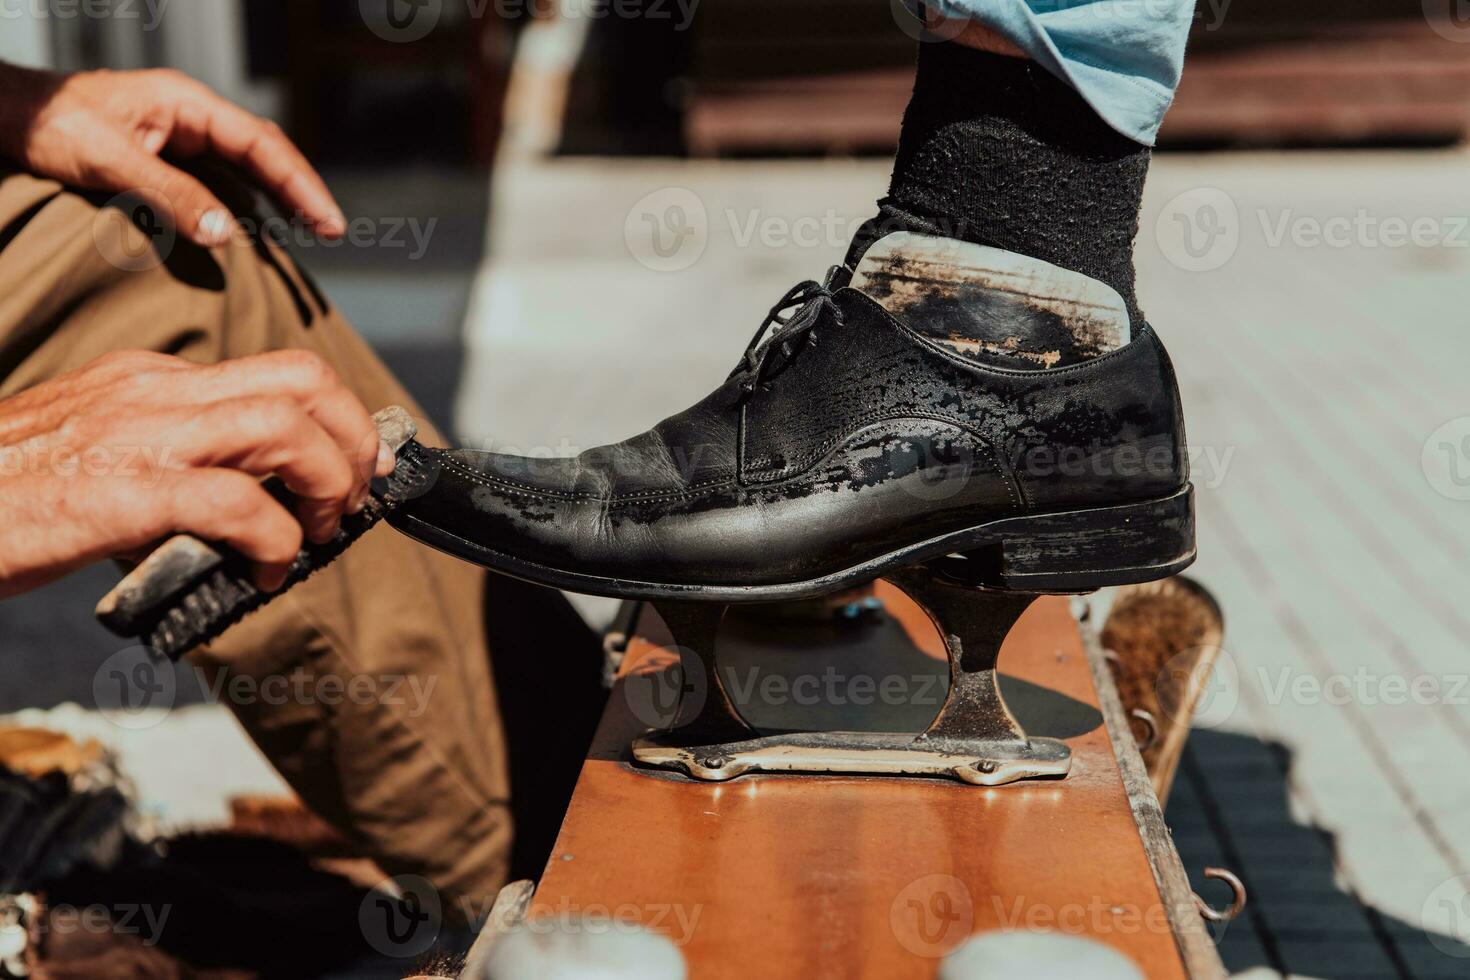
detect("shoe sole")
[389,483,1195,602]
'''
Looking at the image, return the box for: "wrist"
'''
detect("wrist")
[0,62,66,162]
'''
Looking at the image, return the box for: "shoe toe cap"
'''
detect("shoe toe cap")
[393,447,620,566]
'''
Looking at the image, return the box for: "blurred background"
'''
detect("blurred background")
[5,1,1470,977]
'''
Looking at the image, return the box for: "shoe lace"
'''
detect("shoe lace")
[731,273,844,399]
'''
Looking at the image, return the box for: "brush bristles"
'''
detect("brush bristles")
[139,444,437,660]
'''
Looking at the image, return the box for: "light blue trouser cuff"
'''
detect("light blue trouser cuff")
[913,0,1196,146]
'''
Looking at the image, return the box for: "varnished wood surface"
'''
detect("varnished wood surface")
[531,588,1191,978]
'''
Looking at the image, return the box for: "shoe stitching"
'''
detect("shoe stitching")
[439,417,1014,509]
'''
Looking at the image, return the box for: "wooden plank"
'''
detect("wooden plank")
[1083,603,1227,980]
[530,586,1204,977]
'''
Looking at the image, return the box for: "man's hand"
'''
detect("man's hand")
[0,350,395,598]
[0,64,345,248]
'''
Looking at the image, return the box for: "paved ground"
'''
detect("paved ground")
[7,150,1470,978]
[1144,152,1470,980]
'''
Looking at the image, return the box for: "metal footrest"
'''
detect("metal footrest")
[629,562,1074,787]
[632,729,1070,785]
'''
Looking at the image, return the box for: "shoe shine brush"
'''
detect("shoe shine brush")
[94,406,435,660]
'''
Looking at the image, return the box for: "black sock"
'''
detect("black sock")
[847,43,1151,325]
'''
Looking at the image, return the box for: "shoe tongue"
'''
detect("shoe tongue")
[849,232,1130,368]
[824,264,853,291]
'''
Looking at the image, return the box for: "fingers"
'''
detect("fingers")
[184,352,385,503]
[100,392,369,545]
[161,468,302,591]
[0,345,397,595]
[66,352,384,549]
[79,352,381,540]
[81,76,343,245]
[376,440,396,477]
[89,129,236,248]
[174,87,345,238]
[177,397,359,544]
[0,351,190,446]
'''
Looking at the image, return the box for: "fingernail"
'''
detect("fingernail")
[347,489,367,515]
[376,439,396,477]
[255,566,288,593]
[319,212,347,238]
[307,516,342,543]
[197,210,233,247]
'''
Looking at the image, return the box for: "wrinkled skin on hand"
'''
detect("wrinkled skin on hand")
[0,63,345,247]
[0,350,395,597]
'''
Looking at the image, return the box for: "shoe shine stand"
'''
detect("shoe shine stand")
[631,562,1072,787]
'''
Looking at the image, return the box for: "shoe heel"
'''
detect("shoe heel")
[957,485,1195,593]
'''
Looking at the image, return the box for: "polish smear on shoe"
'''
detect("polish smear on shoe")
[850,231,1130,369]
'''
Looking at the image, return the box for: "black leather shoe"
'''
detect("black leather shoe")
[389,233,1194,600]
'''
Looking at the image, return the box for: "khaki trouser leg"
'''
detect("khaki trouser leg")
[0,170,511,918]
